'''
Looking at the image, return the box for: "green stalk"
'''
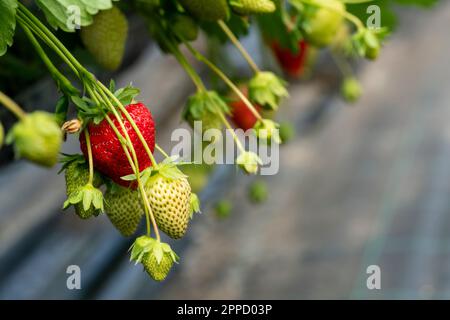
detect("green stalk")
[330,50,353,78]
[0,91,27,120]
[184,42,263,121]
[18,4,87,75]
[19,22,78,95]
[217,110,246,154]
[217,20,260,74]
[155,144,170,158]
[84,129,94,185]
[16,13,80,77]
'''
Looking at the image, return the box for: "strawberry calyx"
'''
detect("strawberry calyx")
[121,156,188,189]
[248,72,288,111]
[236,151,263,175]
[352,28,388,61]
[189,193,201,219]
[130,236,179,281]
[130,236,179,264]
[58,153,87,173]
[63,182,104,215]
[254,119,281,144]
[183,90,230,132]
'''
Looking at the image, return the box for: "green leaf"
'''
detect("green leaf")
[153,243,163,264]
[189,193,201,218]
[54,95,69,125]
[236,151,263,175]
[114,84,140,106]
[249,72,288,111]
[0,0,18,56]
[36,0,119,32]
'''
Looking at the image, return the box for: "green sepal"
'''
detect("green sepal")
[352,27,389,60]
[254,119,281,144]
[58,153,87,174]
[236,151,263,175]
[189,193,201,218]
[113,83,140,106]
[129,236,179,265]
[248,72,288,111]
[63,183,104,214]
[183,90,230,121]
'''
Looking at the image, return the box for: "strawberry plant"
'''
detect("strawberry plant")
[0,0,438,282]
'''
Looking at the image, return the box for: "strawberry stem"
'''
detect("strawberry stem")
[330,49,353,78]
[184,42,263,122]
[217,110,246,154]
[84,129,94,185]
[16,10,80,77]
[19,22,78,96]
[155,144,170,158]
[217,20,260,74]
[0,91,27,120]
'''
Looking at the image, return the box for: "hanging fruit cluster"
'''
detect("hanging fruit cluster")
[0,0,437,281]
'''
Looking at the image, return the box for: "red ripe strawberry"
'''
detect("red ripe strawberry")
[79,102,155,187]
[270,40,309,78]
[229,87,261,131]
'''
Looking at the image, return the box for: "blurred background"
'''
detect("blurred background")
[1,1,449,299]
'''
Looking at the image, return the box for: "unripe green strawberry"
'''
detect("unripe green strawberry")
[248,180,268,203]
[81,7,128,71]
[215,199,232,218]
[179,0,230,21]
[182,163,211,193]
[302,0,345,48]
[6,111,62,167]
[279,121,295,144]
[64,159,103,219]
[130,236,179,282]
[142,249,175,281]
[146,174,192,239]
[231,0,275,15]
[365,44,380,61]
[341,77,362,103]
[172,14,199,41]
[104,184,144,237]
